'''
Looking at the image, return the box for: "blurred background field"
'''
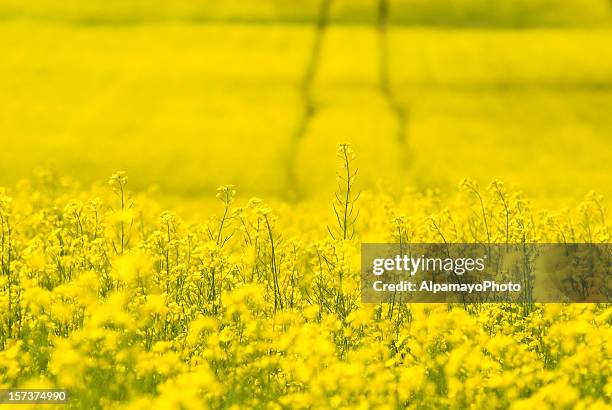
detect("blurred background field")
[2,0,612,26]
[1,0,611,206]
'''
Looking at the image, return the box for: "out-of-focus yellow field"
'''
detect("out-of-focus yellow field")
[0,2,611,409]
[1,21,611,203]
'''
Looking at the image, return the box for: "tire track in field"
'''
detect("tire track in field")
[377,0,409,147]
[285,0,333,200]
[286,0,409,198]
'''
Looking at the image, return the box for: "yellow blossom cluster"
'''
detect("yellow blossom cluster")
[0,157,609,409]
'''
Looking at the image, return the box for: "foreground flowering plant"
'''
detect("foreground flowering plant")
[0,149,610,409]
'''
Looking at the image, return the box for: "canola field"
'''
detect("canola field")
[2,22,612,201]
[0,1,611,409]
